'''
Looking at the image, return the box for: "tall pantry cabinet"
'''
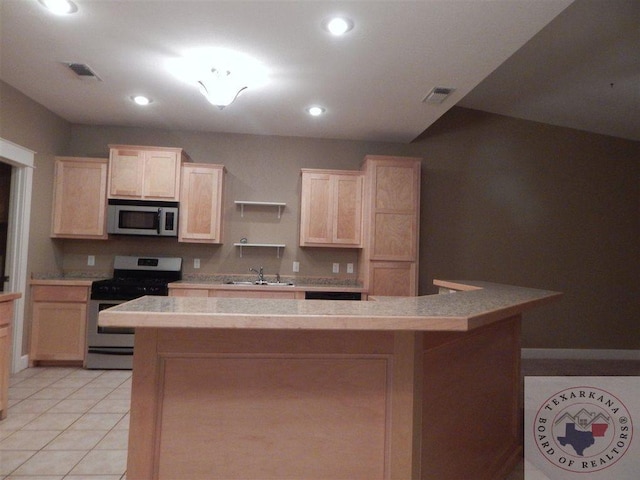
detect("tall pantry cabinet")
[359,156,421,296]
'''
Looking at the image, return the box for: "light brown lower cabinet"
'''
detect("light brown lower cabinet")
[369,261,417,297]
[1,294,20,420]
[0,299,15,420]
[169,287,303,299]
[30,285,89,366]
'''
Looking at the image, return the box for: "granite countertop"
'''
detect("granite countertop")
[30,278,97,287]
[0,292,21,302]
[169,281,365,293]
[99,280,562,332]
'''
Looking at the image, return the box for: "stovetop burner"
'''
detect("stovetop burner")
[91,256,182,301]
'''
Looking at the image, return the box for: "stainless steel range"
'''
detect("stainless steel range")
[87,255,182,369]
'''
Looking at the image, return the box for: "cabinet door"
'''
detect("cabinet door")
[333,174,363,246]
[51,157,108,239]
[300,170,363,247]
[31,302,87,362]
[142,150,180,200]
[369,262,417,296]
[0,322,9,419]
[169,288,210,297]
[370,160,420,261]
[109,148,145,198]
[213,290,298,299]
[300,172,332,245]
[179,164,224,243]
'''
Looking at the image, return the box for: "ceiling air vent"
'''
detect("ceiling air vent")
[65,63,101,80]
[422,86,455,104]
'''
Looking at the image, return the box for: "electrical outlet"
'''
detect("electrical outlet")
[332,263,339,273]
[293,261,300,272]
[346,263,354,274]
[194,258,201,269]
[87,255,95,266]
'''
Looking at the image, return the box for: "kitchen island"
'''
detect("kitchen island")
[99,280,561,480]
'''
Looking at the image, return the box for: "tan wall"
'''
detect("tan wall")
[413,108,640,350]
[0,80,71,352]
[2,78,639,350]
[0,81,70,275]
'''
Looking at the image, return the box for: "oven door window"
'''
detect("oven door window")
[97,303,134,335]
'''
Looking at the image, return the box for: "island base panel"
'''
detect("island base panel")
[126,320,521,479]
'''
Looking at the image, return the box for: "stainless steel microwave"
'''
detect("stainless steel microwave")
[107,200,178,237]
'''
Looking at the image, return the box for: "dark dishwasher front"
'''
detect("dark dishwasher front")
[304,291,362,301]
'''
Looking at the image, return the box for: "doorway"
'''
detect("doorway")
[0,162,11,292]
[0,138,35,373]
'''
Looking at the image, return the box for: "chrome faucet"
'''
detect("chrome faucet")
[249,266,265,284]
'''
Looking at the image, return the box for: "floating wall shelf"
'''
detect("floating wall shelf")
[233,243,286,258]
[234,201,286,219]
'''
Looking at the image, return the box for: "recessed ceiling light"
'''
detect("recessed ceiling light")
[131,95,152,106]
[323,16,354,36]
[306,106,326,117]
[38,0,78,15]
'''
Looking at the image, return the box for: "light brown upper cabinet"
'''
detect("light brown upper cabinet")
[51,156,108,240]
[179,163,225,243]
[300,169,364,248]
[108,145,188,200]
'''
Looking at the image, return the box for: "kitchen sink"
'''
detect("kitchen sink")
[226,281,295,287]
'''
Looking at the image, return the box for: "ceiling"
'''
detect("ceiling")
[0,0,637,144]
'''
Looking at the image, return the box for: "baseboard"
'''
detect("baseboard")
[13,354,30,374]
[522,348,640,361]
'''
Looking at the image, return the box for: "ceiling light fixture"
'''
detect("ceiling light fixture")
[198,69,247,109]
[306,106,326,117]
[323,16,354,36]
[166,48,267,110]
[38,0,78,15]
[131,95,152,106]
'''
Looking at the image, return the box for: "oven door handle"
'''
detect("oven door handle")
[88,347,133,356]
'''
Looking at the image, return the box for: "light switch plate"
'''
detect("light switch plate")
[347,263,354,274]
[87,255,95,266]
[293,261,300,272]
[332,263,339,273]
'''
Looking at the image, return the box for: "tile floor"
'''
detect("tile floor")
[1,367,130,480]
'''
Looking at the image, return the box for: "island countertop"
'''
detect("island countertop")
[99,280,561,332]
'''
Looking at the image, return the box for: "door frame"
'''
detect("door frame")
[0,138,35,373]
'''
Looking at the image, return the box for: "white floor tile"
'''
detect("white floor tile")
[8,398,60,414]
[11,450,88,476]
[94,429,128,450]
[68,449,127,476]
[0,413,39,431]
[47,398,100,415]
[44,429,108,451]
[0,450,37,475]
[69,413,124,431]
[21,413,83,431]
[0,430,60,450]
